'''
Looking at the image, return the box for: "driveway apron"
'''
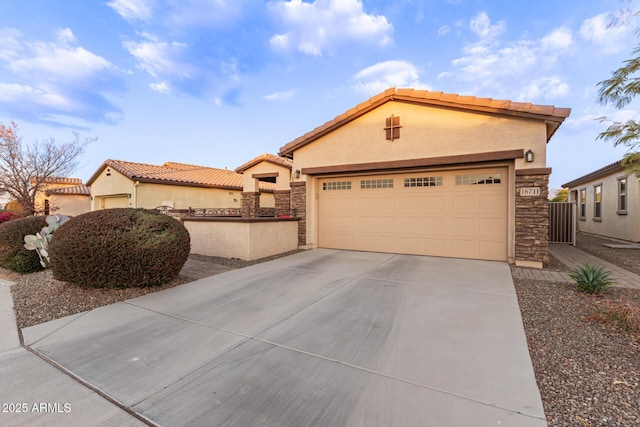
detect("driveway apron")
[21,249,546,426]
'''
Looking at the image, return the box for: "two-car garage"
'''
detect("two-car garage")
[317,167,508,261]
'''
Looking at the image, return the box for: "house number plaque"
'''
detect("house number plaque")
[520,187,541,196]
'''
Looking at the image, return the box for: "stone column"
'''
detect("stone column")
[515,168,551,268]
[290,181,306,246]
[274,190,291,216]
[241,192,260,218]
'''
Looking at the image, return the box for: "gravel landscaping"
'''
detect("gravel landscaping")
[5,241,640,425]
[576,232,640,276]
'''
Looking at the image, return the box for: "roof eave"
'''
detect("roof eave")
[562,161,624,188]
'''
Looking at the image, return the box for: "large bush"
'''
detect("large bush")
[49,208,191,288]
[0,215,48,273]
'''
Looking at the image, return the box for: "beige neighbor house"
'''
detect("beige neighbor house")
[563,160,639,242]
[33,177,88,216]
[277,87,571,268]
[44,184,91,216]
[86,160,275,212]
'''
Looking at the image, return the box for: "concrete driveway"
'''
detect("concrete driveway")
[16,249,545,426]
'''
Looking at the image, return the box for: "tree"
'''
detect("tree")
[0,121,94,215]
[597,9,640,173]
[550,188,568,202]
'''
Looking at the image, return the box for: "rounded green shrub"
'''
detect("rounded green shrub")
[49,208,191,288]
[0,215,48,273]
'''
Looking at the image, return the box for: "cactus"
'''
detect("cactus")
[23,214,69,267]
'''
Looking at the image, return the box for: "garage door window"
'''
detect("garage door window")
[323,181,351,190]
[455,173,502,185]
[404,176,443,187]
[361,179,393,189]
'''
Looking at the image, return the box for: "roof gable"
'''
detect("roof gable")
[279,87,571,156]
[235,153,292,173]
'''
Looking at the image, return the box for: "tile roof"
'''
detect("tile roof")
[86,159,275,191]
[562,160,625,188]
[280,87,571,155]
[235,153,293,173]
[31,177,83,185]
[45,185,91,196]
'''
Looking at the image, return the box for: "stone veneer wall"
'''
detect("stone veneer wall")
[241,191,260,217]
[290,181,306,245]
[274,190,291,216]
[515,169,551,266]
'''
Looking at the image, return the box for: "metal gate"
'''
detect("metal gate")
[549,202,575,244]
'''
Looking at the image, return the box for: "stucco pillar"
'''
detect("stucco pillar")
[515,168,551,268]
[290,181,306,245]
[241,192,260,218]
[274,190,291,216]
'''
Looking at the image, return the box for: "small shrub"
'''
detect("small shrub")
[0,211,23,224]
[0,216,48,273]
[49,208,190,288]
[590,297,640,335]
[569,263,613,294]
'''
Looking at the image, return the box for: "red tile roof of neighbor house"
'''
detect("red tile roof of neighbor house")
[235,153,293,173]
[45,185,91,196]
[86,160,275,191]
[562,160,626,188]
[279,87,572,156]
[30,177,83,185]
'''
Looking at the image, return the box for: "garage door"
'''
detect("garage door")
[318,168,508,261]
[101,196,129,209]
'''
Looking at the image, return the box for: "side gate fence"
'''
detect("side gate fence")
[548,202,576,245]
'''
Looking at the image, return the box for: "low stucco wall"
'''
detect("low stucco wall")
[184,218,299,261]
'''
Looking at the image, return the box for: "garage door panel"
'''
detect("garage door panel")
[318,168,507,261]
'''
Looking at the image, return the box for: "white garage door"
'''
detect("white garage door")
[318,168,508,261]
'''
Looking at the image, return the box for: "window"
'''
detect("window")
[455,173,502,185]
[361,178,393,189]
[323,181,351,191]
[593,184,602,221]
[384,115,401,141]
[618,177,627,214]
[404,176,443,187]
[579,188,586,220]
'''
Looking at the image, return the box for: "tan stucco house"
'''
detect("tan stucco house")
[45,184,91,216]
[564,160,639,242]
[277,88,570,268]
[33,177,86,215]
[86,160,275,211]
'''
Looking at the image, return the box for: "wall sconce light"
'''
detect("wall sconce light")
[294,169,301,179]
[127,193,132,198]
[525,149,534,163]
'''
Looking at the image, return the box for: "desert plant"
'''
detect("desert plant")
[0,215,48,273]
[569,263,613,294]
[49,208,190,288]
[23,214,69,267]
[590,297,640,334]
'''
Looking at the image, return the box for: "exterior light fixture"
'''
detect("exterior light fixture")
[294,169,301,179]
[525,149,534,163]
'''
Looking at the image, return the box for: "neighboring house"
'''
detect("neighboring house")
[277,87,570,268]
[235,153,293,215]
[86,159,275,211]
[563,160,639,242]
[45,185,91,216]
[33,177,84,215]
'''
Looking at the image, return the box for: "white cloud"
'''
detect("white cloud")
[108,0,155,22]
[150,81,170,93]
[353,60,428,94]
[165,0,246,29]
[470,12,505,40]
[0,82,72,110]
[124,35,191,80]
[9,35,111,83]
[0,28,24,61]
[440,13,574,101]
[268,0,393,56]
[579,13,631,54]
[565,108,639,130]
[264,90,297,101]
[437,25,450,37]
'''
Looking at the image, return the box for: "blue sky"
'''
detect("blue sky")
[1,0,639,190]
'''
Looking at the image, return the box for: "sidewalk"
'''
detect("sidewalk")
[549,243,640,290]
